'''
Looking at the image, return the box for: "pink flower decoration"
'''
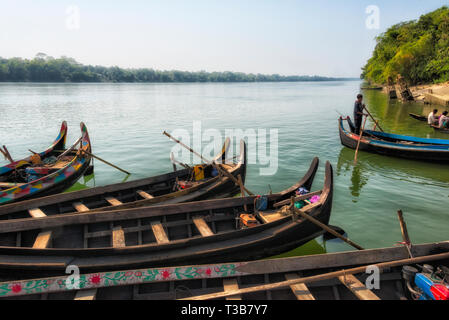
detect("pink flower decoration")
[89,275,102,285]
[161,270,171,279]
[205,268,212,276]
[11,284,22,293]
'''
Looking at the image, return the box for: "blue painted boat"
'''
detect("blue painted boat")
[339,117,449,162]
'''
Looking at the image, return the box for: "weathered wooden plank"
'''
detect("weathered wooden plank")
[285,273,315,300]
[137,190,154,199]
[74,289,97,300]
[338,274,380,300]
[33,230,52,249]
[193,217,214,237]
[151,222,169,244]
[73,202,89,213]
[112,226,126,248]
[105,197,123,206]
[28,208,47,218]
[223,279,242,300]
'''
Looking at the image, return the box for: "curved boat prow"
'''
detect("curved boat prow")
[46,121,68,155]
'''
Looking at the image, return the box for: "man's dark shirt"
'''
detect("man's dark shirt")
[354,101,364,120]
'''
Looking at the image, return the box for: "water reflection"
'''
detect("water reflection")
[336,148,369,202]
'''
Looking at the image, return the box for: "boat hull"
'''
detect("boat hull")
[339,117,449,162]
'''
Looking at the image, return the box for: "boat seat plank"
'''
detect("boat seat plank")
[73,202,89,213]
[192,217,214,237]
[285,273,315,300]
[112,227,126,248]
[74,289,97,300]
[33,230,52,249]
[151,222,169,244]
[105,197,123,206]
[28,208,47,218]
[259,211,285,224]
[338,274,380,300]
[137,190,154,199]
[223,279,242,300]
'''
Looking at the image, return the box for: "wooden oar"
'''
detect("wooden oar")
[364,106,384,132]
[80,150,130,175]
[354,115,368,165]
[57,137,82,160]
[182,251,449,300]
[397,210,413,258]
[0,145,14,163]
[163,131,255,196]
[291,199,364,250]
[170,152,191,170]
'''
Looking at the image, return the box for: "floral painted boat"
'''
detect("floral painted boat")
[0,138,246,220]
[0,241,447,300]
[0,123,92,205]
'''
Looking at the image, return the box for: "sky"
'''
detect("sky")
[0,0,447,77]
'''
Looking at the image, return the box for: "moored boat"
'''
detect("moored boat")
[0,138,246,220]
[0,122,92,205]
[0,158,330,277]
[0,240,447,300]
[431,124,449,134]
[409,113,427,122]
[339,116,449,162]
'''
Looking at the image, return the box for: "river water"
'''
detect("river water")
[1,81,448,255]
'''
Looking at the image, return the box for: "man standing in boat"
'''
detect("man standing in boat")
[354,94,365,135]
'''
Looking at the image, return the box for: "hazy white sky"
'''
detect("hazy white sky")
[0,0,447,77]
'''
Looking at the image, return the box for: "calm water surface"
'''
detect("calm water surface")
[1,82,448,255]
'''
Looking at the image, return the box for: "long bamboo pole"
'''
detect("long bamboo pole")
[182,251,449,300]
[291,202,364,251]
[163,131,255,196]
[354,115,368,165]
[1,145,14,163]
[397,210,413,258]
[80,150,130,175]
[364,106,384,132]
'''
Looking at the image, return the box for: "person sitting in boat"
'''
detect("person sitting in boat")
[438,111,449,128]
[354,94,365,135]
[428,109,439,125]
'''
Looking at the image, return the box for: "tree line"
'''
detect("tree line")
[362,6,449,85]
[0,53,346,83]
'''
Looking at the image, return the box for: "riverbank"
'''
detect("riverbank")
[409,82,449,107]
[377,81,449,107]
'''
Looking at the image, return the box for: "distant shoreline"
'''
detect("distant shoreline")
[0,54,358,84]
[0,79,360,84]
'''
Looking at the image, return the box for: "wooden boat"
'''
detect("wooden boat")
[339,116,449,162]
[0,240,447,300]
[431,124,449,134]
[408,114,449,133]
[409,113,427,122]
[0,139,246,220]
[0,158,331,277]
[0,123,92,205]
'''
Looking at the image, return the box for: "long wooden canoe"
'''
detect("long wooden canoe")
[431,124,449,134]
[0,157,327,277]
[409,113,427,122]
[0,122,92,205]
[339,117,449,162]
[0,138,246,220]
[1,240,448,300]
